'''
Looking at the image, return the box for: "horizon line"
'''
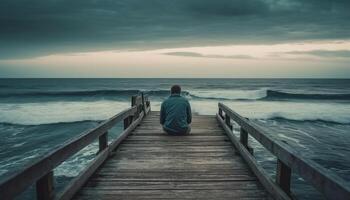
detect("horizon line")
[1,77,350,79]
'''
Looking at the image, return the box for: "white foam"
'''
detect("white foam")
[1,99,350,125]
[189,89,267,100]
[0,101,129,125]
[55,142,98,177]
[152,100,350,124]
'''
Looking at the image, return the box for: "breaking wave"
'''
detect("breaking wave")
[1,89,350,102]
[262,90,350,100]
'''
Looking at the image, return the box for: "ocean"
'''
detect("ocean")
[0,78,349,199]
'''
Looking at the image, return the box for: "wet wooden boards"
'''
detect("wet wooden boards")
[74,111,269,200]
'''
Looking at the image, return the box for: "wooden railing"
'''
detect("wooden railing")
[0,94,151,200]
[217,103,350,200]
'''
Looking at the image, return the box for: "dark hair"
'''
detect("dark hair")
[171,85,181,94]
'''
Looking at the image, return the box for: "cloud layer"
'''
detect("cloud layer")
[164,52,254,59]
[285,50,350,58]
[1,0,350,58]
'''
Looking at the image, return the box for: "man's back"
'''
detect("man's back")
[160,93,192,134]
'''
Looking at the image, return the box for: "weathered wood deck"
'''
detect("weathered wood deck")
[74,111,269,199]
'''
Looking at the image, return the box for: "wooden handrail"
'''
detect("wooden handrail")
[0,94,151,200]
[217,102,350,200]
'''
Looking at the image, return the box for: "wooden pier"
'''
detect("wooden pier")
[75,111,269,199]
[0,94,349,200]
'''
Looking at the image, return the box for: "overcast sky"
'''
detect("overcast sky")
[1,0,350,78]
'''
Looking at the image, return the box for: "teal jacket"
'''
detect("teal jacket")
[160,94,192,133]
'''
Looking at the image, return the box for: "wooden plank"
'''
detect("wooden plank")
[115,149,235,154]
[120,140,230,144]
[125,136,228,141]
[100,164,248,171]
[139,120,219,124]
[103,158,245,167]
[140,122,220,126]
[83,180,264,190]
[132,130,224,134]
[90,175,256,181]
[111,156,240,161]
[115,148,235,154]
[110,151,237,157]
[75,196,267,200]
[95,168,252,173]
[117,145,233,149]
[76,196,268,200]
[133,128,223,132]
[77,189,267,199]
[119,142,232,147]
[121,140,230,144]
[91,174,255,180]
[131,131,224,135]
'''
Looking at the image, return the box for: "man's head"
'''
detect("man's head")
[171,85,181,94]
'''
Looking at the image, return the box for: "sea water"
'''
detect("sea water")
[0,78,349,199]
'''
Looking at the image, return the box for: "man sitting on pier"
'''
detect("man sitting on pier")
[160,85,192,135]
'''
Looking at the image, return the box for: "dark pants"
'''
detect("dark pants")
[163,126,191,135]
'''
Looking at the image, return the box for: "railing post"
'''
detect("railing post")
[240,128,254,155]
[225,114,232,130]
[240,127,248,147]
[123,117,132,130]
[141,93,146,115]
[98,132,108,152]
[219,108,223,119]
[131,95,136,107]
[276,159,292,196]
[131,96,140,119]
[36,171,54,200]
[146,100,150,109]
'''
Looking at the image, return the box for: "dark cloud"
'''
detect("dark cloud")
[165,52,205,57]
[164,52,254,59]
[1,0,350,59]
[187,0,269,16]
[285,50,350,58]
